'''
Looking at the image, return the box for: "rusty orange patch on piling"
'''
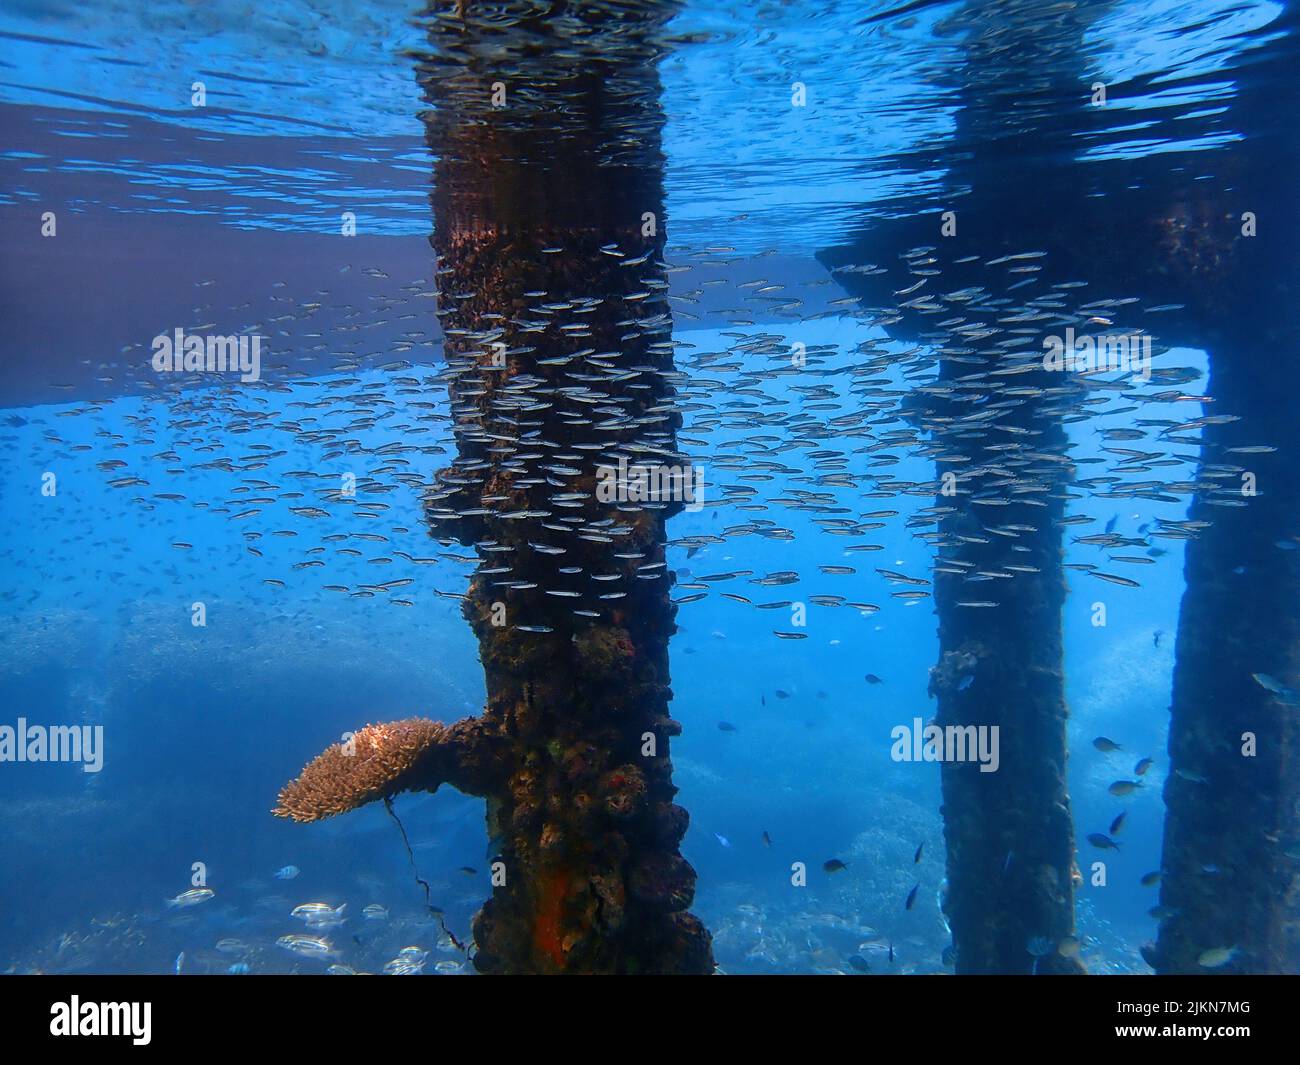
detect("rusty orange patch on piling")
[533,867,572,969]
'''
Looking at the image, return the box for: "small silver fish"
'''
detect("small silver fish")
[165,888,214,908]
[291,902,347,928]
[277,934,338,960]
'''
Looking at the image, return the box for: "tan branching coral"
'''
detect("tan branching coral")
[274,718,449,823]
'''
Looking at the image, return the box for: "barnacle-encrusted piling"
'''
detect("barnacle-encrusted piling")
[278,0,711,974]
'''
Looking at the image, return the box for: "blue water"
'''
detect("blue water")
[0,0,1294,975]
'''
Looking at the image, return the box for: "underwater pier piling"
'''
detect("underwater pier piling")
[1145,6,1300,974]
[278,0,713,974]
[919,284,1085,976]
[1148,112,1300,969]
[819,0,1108,973]
[822,263,1087,976]
[1155,318,1300,973]
[823,0,1300,971]
[926,368,1083,976]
